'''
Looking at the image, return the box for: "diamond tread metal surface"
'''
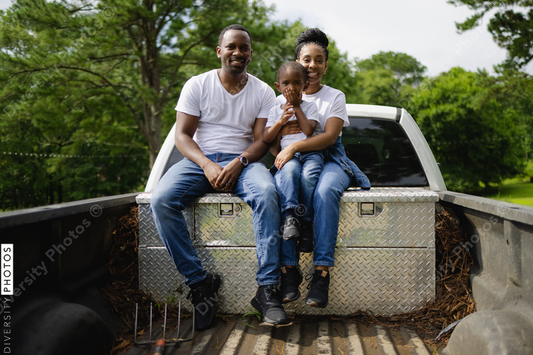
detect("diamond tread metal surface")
[137,188,436,316]
[139,246,434,316]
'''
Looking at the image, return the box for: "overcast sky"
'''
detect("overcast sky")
[265,0,533,76]
[2,0,532,76]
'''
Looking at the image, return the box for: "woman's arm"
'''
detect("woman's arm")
[274,117,344,169]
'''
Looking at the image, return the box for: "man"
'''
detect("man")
[150,24,289,331]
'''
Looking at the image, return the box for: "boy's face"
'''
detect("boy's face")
[275,68,308,97]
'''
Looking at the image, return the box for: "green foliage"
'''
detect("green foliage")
[0,0,298,209]
[448,0,533,69]
[351,51,426,107]
[410,67,528,193]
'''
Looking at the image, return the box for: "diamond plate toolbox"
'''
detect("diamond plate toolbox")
[136,188,439,316]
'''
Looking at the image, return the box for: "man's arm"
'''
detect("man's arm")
[175,111,229,191]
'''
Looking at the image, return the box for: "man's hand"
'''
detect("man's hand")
[214,158,243,192]
[202,160,224,190]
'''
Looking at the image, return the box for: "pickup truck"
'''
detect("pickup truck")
[1,104,532,355]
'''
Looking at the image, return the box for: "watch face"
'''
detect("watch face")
[240,155,248,166]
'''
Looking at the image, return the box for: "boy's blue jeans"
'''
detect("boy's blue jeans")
[280,160,351,267]
[151,154,282,286]
[274,151,324,222]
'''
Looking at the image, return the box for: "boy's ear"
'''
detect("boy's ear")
[274,82,282,93]
[303,80,310,91]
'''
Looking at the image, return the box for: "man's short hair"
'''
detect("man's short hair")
[277,61,308,82]
[218,24,252,46]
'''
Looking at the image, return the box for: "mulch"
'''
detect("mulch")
[101,205,474,353]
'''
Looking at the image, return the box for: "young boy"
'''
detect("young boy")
[263,61,323,248]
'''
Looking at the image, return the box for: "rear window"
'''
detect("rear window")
[343,117,428,187]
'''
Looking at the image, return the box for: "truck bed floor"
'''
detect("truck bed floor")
[123,316,445,355]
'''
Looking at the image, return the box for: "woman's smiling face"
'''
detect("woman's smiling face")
[296,43,328,86]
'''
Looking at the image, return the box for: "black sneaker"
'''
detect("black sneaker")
[283,215,300,241]
[251,285,290,326]
[280,266,303,303]
[298,221,314,253]
[187,273,221,331]
[305,269,330,308]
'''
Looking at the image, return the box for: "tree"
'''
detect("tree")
[351,51,426,107]
[0,0,300,209]
[1,0,282,168]
[448,0,533,69]
[356,51,426,87]
[410,67,527,193]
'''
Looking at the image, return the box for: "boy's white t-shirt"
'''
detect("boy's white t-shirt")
[176,69,276,155]
[275,85,349,136]
[266,98,319,150]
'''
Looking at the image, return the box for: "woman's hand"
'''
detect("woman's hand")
[275,145,296,169]
[279,120,302,137]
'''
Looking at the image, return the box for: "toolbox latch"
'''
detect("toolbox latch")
[220,203,234,216]
[360,202,375,216]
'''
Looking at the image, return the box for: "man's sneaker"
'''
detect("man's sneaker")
[187,273,221,331]
[305,269,330,308]
[280,266,303,303]
[283,215,300,241]
[298,222,314,253]
[251,285,290,326]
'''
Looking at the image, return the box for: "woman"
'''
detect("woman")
[275,28,370,308]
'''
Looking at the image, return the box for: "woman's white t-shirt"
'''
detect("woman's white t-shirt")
[176,69,276,155]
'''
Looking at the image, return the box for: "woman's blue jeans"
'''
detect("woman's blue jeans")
[274,151,324,222]
[280,160,350,267]
[151,154,282,286]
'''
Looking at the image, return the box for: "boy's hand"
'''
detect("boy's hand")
[284,88,301,107]
[280,105,294,125]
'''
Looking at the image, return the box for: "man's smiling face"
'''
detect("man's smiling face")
[217,29,252,75]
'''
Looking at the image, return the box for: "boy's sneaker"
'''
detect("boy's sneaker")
[280,266,303,303]
[251,285,290,326]
[305,269,330,308]
[298,222,314,253]
[187,273,221,331]
[283,215,300,241]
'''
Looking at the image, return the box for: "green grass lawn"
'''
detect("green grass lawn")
[487,177,533,208]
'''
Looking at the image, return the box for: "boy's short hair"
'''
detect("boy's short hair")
[277,61,308,82]
[218,24,252,46]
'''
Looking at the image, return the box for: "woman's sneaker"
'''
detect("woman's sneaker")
[251,285,290,326]
[187,273,221,331]
[305,269,330,308]
[280,266,303,303]
[298,222,314,253]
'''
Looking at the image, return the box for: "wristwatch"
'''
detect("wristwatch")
[238,155,249,167]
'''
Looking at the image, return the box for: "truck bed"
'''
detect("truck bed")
[124,316,445,355]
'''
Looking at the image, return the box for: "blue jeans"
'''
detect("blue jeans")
[274,151,324,222]
[280,160,350,267]
[151,154,282,286]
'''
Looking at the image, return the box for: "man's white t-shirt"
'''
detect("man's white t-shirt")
[176,69,276,155]
[266,98,319,150]
[275,85,349,136]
